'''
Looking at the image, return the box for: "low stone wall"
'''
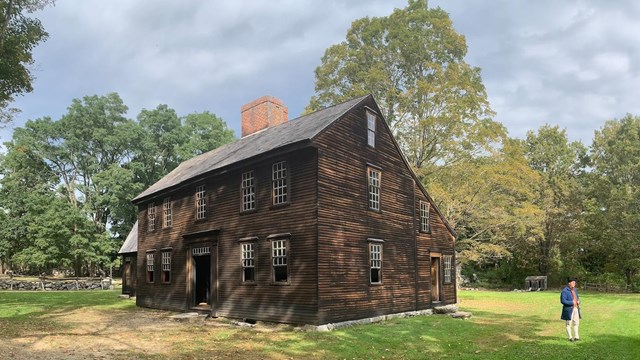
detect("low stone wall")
[0,278,112,291]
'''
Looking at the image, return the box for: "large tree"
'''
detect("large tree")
[524,125,585,276]
[307,0,503,178]
[581,115,640,289]
[0,0,55,124]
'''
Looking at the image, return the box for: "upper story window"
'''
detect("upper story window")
[241,171,256,212]
[161,250,171,283]
[368,167,381,211]
[195,185,206,220]
[241,242,255,282]
[369,243,382,284]
[272,161,288,205]
[163,197,172,228]
[146,251,155,283]
[367,111,376,147]
[271,239,288,283]
[444,255,453,283]
[147,203,156,232]
[420,200,430,233]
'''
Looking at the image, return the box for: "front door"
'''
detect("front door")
[123,260,131,292]
[431,256,441,302]
[190,245,217,312]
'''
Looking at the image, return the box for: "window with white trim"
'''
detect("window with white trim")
[420,200,430,232]
[242,171,256,211]
[369,243,382,284]
[272,239,288,283]
[368,167,381,211]
[161,250,171,283]
[147,203,156,232]
[146,251,155,283]
[272,161,288,205]
[195,185,206,220]
[163,198,172,228]
[367,111,376,147]
[241,243,255,282]
[444,255,453,283]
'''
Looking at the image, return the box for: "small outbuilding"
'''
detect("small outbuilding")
[118,220,138,297]
[525,276,547,291]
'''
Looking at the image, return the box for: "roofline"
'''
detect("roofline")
[131,138,314,205]
[345,96,458,238]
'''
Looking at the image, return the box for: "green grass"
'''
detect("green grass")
[0,289,638,359]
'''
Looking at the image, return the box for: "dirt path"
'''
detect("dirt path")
[0,307,288,359]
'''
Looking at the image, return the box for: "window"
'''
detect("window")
[161,250,171,283]
[367,111,376,147]
[163,198,172,228]
[146,251,155,283]
[272,161,288,205]
[369,243,382,284]
[241,171,256,211]
[241,243,255,282]
[147,203,156,231]
[272,239,288,283]
[368,167,381,211]
[444,255,453,283]
[420,201,430,232]
[195,185,206,220]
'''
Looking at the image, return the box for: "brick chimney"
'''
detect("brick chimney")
[241,96,288,138]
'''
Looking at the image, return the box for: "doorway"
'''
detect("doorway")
[123,260,131,291]
[192,250,211,307]
[431,256,441,302]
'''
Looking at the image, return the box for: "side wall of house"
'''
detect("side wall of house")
[316,98,457,324]
[136,147,319,324]
[316,98,418,324]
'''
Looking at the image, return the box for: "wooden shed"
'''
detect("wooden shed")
[130,95,457,325]
[118,220,138,297]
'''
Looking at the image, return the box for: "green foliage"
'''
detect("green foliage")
[0,0,55,123]
[307,0,503,176]
[0,93,235,275]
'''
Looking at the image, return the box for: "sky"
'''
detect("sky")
[5,0,640,146]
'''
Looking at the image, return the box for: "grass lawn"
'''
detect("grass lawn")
[0,289,638,359]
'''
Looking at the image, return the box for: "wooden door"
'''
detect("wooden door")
[431,257,441,302]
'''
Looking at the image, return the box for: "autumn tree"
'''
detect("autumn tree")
[307,0,503,178]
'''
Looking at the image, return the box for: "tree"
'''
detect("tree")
[523,125,585,276]
[307,0,503,178]
[0,0,55,124]
[429,139,542,281]
[178,111,235,159]
[582,115,640,289]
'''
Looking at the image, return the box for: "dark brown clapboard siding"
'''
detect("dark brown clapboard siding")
[136,147,319,324]
[316,98,419,324]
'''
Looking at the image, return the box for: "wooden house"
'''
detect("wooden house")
[130,95,457,325]
[118,220,138,297]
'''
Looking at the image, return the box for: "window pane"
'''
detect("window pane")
[242,171,256,211]
[163,198,172,227]
[272,162,288,205]
[272,239,288,282]
[147,203,155,231]
[196,185,206,220]
[368,168,380,210]
[367,112,376,147]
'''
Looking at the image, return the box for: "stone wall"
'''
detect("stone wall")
[0,278,112,291]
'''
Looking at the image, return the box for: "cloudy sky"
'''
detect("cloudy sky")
[5,0,640,146]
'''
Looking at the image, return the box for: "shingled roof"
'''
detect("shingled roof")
[118,220,138,254]
[132,95,370,203]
